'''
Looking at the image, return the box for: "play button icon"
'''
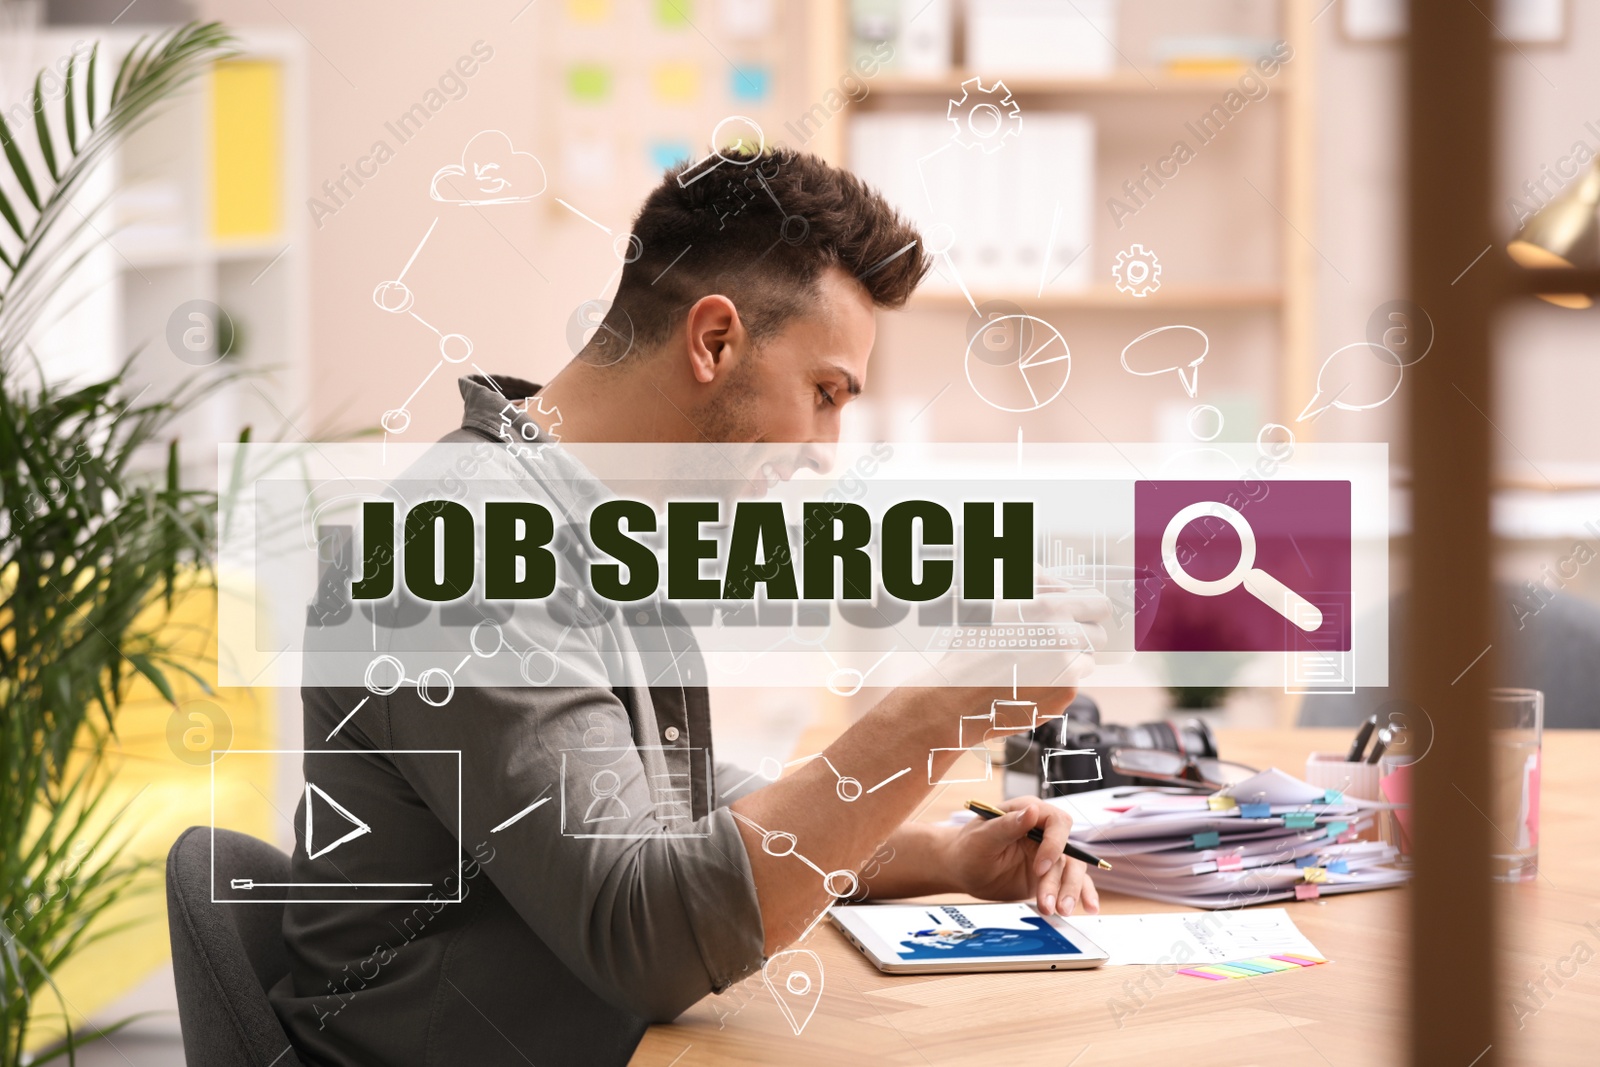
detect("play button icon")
[304,782,372,860]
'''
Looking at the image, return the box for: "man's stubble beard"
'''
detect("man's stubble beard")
[691,351,761,443]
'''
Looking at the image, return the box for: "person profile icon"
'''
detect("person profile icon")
[582,769,631,824]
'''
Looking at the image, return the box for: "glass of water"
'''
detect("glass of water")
[1489,687,1543,883]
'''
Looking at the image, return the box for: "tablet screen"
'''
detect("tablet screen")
[848,903,1084,961]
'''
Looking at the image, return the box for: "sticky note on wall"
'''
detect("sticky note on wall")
[648,140,693,172]
[730,64,770,101]
[568,64,611,102]
[562,138,616,187]
[211,60,281,240]
[652,62,699,103]
[567,0,610,20]
[656,0,691,26]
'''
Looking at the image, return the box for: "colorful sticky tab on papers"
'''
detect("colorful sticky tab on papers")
[1223,960,1278,975]
[1216,853,1243,872]
[1329,859,1350,874]
[1177,967,1231,980]
[1239,802,1271,819]
[1284,812,1318,829]
[1192,831,1221,849]
[1302,867,1329,883]
[1208,795,1238,811]
[1324,820,1349,837]
[1294,883,1321,900]
[1249,957,1302,972]
[1293,855,1318,868]
[1177,954,1328,981]
[1323,788,1345,803]
[1337,830,1360,843]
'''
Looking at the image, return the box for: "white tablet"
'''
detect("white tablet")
[830,902,1110,974]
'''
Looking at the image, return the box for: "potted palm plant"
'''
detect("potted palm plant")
[0,22,235,1065]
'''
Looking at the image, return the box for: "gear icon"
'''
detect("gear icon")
[498,395,562,460]
[1113,244,1162,298]
[946,77,1021,154]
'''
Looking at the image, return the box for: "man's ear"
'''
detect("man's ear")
[683,294,743,384]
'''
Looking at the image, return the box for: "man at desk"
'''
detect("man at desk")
[271,149,1104,1067]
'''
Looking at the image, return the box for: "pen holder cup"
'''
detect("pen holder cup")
[1304,753,1383,841]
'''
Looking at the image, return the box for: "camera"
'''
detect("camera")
[1001,694,1222,799]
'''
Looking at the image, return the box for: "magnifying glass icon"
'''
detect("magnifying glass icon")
[1160,501,1323,632]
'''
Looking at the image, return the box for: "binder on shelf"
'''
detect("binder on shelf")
[896,0,952,76]
[848,111,1094,298]
[210,60,282,242]
[850,0,952,76]
[966,0,1119,78]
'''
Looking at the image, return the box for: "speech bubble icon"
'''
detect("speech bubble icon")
[1119,324,1208,399]
[763,948,824,1035]
[1296,342,1404,422]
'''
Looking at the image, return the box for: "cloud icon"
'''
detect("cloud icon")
[1296,342,1404,422]
[430,130,547,205]
[1120,324,1208,398]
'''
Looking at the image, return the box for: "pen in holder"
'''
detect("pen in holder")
[1304,753,1382,841]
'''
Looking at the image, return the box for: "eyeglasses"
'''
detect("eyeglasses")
[1107,748,1258,791]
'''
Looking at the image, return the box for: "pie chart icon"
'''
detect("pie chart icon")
[964,313,1072,413]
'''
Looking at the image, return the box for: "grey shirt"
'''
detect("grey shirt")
[270,375,766,1067]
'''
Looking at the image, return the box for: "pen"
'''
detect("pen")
[1365,726,1393,764]
[1346,714,1378,762]
[965,800,1113,871]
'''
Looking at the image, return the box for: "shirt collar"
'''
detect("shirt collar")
[456,373,543,442]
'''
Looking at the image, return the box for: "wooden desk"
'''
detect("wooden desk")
[632,729,1600,1067]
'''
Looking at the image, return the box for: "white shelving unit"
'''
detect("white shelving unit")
[20,26,308,485]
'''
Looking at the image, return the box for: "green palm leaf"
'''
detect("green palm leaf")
[0,21,238,1067]
[0,22,237,340]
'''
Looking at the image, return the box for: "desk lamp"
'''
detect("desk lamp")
[1507,160,1600,308]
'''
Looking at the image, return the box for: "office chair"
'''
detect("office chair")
[1299,584,1600,729]
[166,827,304,1067]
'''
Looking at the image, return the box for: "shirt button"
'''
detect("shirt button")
[664,726,680,742]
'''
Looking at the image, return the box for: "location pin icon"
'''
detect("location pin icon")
[763,948,823,1035]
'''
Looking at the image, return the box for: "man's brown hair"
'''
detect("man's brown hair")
[589,148,929,359]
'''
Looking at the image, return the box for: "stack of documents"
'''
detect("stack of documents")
[1048,769,1411,909]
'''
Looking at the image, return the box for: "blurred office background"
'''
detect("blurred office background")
[5,0,1600,1061]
